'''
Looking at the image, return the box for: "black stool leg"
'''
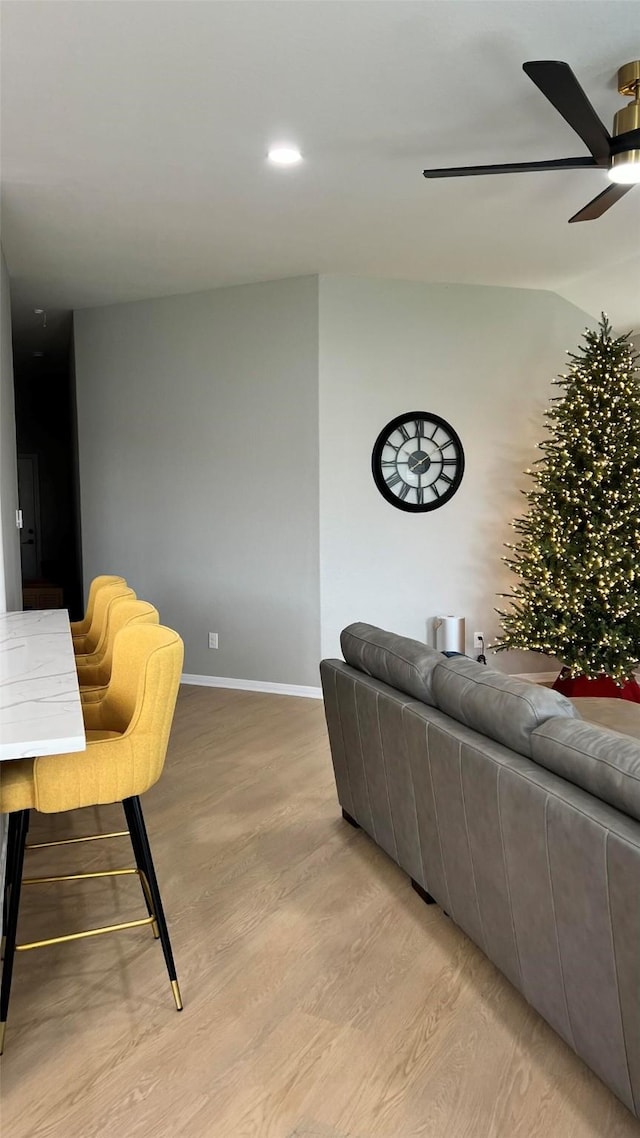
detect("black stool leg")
[1,810,30,1053]
[123,806,160,939]
[3,817,18,942]
[122,796,182,1011]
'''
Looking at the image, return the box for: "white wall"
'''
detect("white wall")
[319,276,593,672]
[0,248,21,612]
[74,275,320,686]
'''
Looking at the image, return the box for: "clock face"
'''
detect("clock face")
[371,411,465,512]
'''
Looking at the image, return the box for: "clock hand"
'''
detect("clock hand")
[431,441,454,458]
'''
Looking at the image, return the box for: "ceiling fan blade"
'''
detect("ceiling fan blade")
[568,183,635,223]
[523,61,611,165]
[423,157,596,178]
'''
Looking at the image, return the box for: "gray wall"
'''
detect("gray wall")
[74,272,600,685]
[0,248,21,612]
[319,276,593,672]
[74,275,320,685]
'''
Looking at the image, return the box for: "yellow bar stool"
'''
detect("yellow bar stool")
[70,575,126,644]
[0,624,185,1054]
[76,599,159,702]
[72,582,135,656]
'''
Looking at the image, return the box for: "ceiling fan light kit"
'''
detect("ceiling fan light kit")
[609,61,640,184]
[423,59,640,218]
[610,153,640,185]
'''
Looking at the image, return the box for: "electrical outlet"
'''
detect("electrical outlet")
[208,632,219,650]
[473,631,484,651]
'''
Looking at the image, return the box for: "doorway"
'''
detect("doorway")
[17,454,41,581]
[11,311,83,617]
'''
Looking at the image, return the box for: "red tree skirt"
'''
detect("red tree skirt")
[552,672,640,702]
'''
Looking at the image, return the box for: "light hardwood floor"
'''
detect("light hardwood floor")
[2,686,638,1138]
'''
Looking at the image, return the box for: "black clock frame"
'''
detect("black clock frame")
[371,410,465,513]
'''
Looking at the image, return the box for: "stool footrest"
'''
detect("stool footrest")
[26,831,129,850]
[24,868,138,885]
[16,915,155,951]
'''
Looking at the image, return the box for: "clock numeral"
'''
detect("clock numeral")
[386,472,402,488]
[397,482,410,501]
[398,423,410,442]
[440,438,455,450]
[442,458,457,466]
[415,419,425,439]
[416,485,424,506]
[381,460,397,468]
[431,483,441,499]
[439,472,454,485]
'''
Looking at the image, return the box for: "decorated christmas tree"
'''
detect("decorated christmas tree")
[496,314,640,697]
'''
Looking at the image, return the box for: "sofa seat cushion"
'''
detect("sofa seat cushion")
[532,716,640,822]
[340,623,441,707]
[432,656,578,758]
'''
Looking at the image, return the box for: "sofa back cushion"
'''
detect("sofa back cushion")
[432,656,578,758]
[340,623,441,707]
[532,717,640,822]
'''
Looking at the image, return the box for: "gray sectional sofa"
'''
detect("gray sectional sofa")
[320,622,640,1118]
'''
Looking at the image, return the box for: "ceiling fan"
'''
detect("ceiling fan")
[423,60,640,222]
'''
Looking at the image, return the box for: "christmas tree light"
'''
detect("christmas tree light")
[495,314,640,684]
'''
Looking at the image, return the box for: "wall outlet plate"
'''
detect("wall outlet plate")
[473,631,484,651]
[208,632,219,649]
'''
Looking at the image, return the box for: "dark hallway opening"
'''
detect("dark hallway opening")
[12,308,83,618]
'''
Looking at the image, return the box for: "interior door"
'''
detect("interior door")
[17,455,41,581]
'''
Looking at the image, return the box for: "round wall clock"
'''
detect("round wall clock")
[371,411,465,513]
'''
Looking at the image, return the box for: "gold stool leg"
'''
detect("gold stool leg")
[171,979,183,1011]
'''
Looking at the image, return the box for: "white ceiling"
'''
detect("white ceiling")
[2,0,639,345]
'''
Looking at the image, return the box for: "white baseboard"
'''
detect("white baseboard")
[181,673,323,699]
[182,667,636,699]
[513,670,559,683]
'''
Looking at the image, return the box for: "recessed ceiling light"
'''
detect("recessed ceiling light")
[267,145,303,166]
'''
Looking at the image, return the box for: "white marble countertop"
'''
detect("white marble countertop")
[0,609,86,762]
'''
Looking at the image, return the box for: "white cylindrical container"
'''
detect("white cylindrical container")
[434,615,465,654]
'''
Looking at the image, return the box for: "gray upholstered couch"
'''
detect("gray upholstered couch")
[320,622,640,1118]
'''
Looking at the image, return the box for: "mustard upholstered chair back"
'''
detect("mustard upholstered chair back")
[74,583,136,655]
[102,622,182,728]
[88,624,184,798]
[70,575,126,639]
[9,625,185,813]
[76,600,160,689]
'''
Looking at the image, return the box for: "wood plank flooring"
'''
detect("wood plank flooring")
[2,685,638,1137]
